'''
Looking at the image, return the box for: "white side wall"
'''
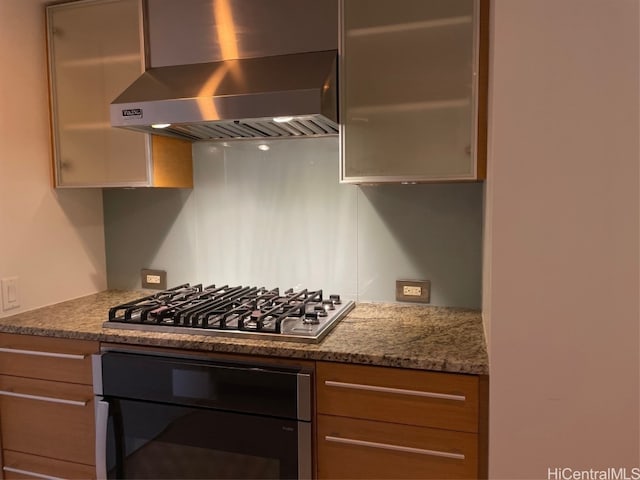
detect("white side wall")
[0,0,107,317]
[485,0,640,476]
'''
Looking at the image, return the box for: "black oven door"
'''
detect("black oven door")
[98,397,310,479]
[93,351,312,480]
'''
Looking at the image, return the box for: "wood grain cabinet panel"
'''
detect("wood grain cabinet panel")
[0,334,98,479]
[316,361,485,479]
[2,450,95,480]
[0,333,98,384]
[317,415,478,479]
[317,361,479,432]
[0,375,95,466]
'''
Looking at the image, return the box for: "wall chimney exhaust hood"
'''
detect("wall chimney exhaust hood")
[110,0,339,142]
[110,50,338,142]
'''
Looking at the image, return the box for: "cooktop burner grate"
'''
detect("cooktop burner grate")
[104,283,354,343]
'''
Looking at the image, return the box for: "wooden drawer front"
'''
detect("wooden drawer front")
[317,415,478,479]
[0,375,95,466]
[0,334,98,384]
[317,362,479,432]
[3,450,96,480]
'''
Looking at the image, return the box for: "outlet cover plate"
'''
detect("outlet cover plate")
[141,269,167,290]
[396,279,431,303]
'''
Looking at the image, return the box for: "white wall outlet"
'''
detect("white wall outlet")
[402,285,422,296]
[396,280,430,303]
[1,277,20,311]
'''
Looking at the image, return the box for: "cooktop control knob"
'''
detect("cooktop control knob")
[329,294,342,305]
[322,300,335,310]
[303,311,320,324]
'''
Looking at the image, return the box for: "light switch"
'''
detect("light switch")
[1,277,20,311]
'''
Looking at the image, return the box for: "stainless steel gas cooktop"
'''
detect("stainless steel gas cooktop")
[104,283,354,343]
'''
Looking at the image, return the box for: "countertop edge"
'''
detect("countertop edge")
[0,323,489,375]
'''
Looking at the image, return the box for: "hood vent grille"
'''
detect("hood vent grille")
[128,116,338,142]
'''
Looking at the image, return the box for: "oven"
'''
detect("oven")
[92,349,312,479]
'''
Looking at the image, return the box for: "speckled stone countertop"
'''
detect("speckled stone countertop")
[0,290,488,375]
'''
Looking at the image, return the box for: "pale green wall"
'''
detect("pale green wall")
[104,137,483,307]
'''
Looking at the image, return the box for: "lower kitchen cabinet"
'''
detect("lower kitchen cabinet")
[0,332,488,480]
[0,333,99,479]
[317,415,478,479]
[316,361,487,479]
[2,450,95,480]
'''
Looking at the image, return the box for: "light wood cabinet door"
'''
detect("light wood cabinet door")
[0,375,95,466]
[340,0,489,183]
[0,333,98,384]
[2,450,95,480]
[317,414,478,479]
[316,361,485,479]
[317,361,479,432]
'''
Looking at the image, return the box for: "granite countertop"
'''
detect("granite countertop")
[0,290,488,375]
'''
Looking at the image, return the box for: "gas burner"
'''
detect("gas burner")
[104,284,354,343]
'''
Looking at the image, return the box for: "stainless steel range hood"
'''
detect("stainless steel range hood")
[110,50,338,142]
[110,0,339,142]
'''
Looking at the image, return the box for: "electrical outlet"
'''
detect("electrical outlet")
[1,277,20,311]
[403,285,422,297]
[396,280,430,303]
[141,269,167,290]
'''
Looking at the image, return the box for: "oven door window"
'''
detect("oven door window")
[107,398,302,479]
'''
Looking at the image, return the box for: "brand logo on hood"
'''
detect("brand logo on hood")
[122,108,143,120]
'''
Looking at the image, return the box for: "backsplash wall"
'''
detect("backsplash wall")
[104,137,483,307]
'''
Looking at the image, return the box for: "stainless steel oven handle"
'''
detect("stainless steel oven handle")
[298,422,312,480]
[296,372,312,421]
[0,390,88,406]
[95,398,109,480]
[0,347,86,360]
[3,466,65,480]
[324,380,466,401]
[325,435,465,460]
[92,354,103,395]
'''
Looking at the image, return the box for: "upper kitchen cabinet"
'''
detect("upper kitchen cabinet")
[46,0,192,188]
[340,0,488,183]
